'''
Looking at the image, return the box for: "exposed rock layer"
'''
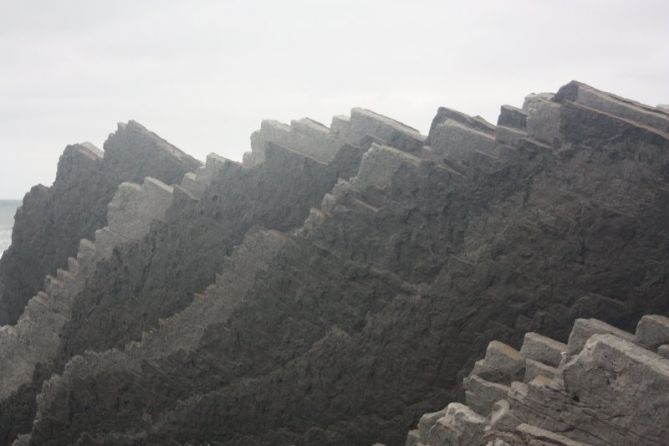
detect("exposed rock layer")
[0,122,200,325]
[0,81,668,446]
[407,314,669,446]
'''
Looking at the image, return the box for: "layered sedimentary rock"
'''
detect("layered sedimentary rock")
[0,177,175,400]
[1,81,669,446]
[408,314,669,446]
[0,122,200,325]
[0,112,407,443]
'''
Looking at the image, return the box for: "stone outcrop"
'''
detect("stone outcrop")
[0,105,422,443]
[407,314,669,445]
[0,122,200,325]
[1,81,669,446]
[0,177,175,401]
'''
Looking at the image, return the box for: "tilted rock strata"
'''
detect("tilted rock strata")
[0,123,200,442]
[0,122,200,325]
[407,314,669,446]
[1,107,419,443]
[0,177,175,401]
[21,108,438,445]
[3,81,669,445]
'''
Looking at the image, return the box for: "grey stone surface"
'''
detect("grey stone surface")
[515,424,591,446]
[463,374,510,416]
[497,105,528,130]
[0,115,368,444]
[404,430,421,446]
[635,314,669,348]
[523,358,558,383]
[418,408,448,443]
[554,81,669,133]
[0,177,175,400]
[408,315,669,446]
[4,81,669,446]
[0,123,200,326]
[520,332,566,367]
[566,318,634,355]
[524,95,561,144]
[347,108,426,153]
[471,341,525,384]
[657,344,669,360]
[561,334,669,444]
[428,403,486,446]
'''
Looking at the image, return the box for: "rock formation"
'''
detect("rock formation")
[0,122,200,325]
[407,314,669,445]
[0,81,668,446]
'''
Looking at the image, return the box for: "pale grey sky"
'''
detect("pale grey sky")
[1,0,668,199]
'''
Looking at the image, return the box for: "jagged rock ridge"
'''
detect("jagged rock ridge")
[0,122,201,325]
[0,111,392,442]
[407,314,669,445]
[0,81,668,446]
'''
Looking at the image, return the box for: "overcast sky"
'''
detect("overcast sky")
[1,0,668,199]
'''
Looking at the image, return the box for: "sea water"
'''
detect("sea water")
[0,200,20,254]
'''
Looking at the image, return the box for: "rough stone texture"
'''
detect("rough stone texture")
[2,81,669,446]
[657,344,669,360]
[406,315,669,446]
[0,177,175,398]
[0,177,180,444]
[471,341,525,385]
[635,314,669,348]
[524,94,561,145]
[0,110,400,444]
[427,403,486,446]
[346,108,426,153]
[554,81,669,133]
[463,375,509,416]
[519,332,566,368]
[523,359,558,383]
[566,318,635,355]
[0,122,200,325]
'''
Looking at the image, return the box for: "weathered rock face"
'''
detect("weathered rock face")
[407,314,669,446]
[0,122,201,325]
[1,81,669,446]
[0,114,378,443]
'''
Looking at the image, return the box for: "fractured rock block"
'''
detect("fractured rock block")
[471,341,525,384]
[349,108,426,153]
[354,143,421,190]
[524,96,561,145]
[430,120,500,161]
[554,81,669,133]
[405,430,422,446]
[488,399,518,433]
[463,374,510,416]
[562,334,669,444]
[498,105,528,130]
[523,358,559,383]
[429,107,496,140]
[330,115,351,136]
[516,423,592,446]
[520,332,567,367]
[495,125,527,146]
[418,407,448,443]
[180,171,205,199]
[246,119,343,166]
[635,314,669,349]
[657,344,669,360]
[428,403,486,446]
[566,318,634,355]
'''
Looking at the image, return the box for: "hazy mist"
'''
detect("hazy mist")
[1,0,668,199]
